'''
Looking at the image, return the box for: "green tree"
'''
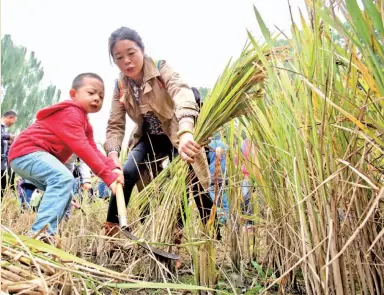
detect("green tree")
[197,87,209,101]
[274,38,290,46]
[1,34,61,132]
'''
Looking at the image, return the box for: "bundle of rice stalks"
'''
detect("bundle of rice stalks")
[130,44,269,242]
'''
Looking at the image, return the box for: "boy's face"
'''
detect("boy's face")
[70,77,104,113]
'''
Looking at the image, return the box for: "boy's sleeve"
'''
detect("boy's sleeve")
[53,108,117,186]
[87,125,119,171]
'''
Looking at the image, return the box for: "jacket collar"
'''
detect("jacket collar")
[142,56,160,83]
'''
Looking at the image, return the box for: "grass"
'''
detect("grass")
[1,188,274,294]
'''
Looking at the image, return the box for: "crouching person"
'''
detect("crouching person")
[8,73,124,242]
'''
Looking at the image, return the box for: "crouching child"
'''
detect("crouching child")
[8,73,124,240]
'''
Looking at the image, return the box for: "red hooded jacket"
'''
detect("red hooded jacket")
[9,100,118,186]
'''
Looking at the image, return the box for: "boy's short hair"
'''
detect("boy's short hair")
[72,73,104,90]
[2,110,17,118]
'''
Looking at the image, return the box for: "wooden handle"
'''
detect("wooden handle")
[115,183,128,229]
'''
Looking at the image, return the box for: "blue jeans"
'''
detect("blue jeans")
[72,177,81,196]
[10,151,74,235]
[98,181,110,199]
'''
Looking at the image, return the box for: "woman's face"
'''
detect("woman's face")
[112,40,144,82]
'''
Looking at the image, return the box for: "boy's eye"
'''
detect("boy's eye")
[116,56,122,60]
[129,52,135,56]
[88,91,94,95]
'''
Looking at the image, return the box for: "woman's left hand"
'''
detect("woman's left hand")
[178,132,201,163]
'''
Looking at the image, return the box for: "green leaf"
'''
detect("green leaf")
[253,5,273,47]
[361,0,384,38]
[251,261,266,277]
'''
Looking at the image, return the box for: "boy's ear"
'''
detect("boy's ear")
[69,88,76,100]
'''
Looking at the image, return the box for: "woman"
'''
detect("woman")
[104,27,213,236]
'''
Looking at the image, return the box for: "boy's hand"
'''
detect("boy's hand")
[108,152,123,170]
[109,180,118,195]
[112,168,124,185]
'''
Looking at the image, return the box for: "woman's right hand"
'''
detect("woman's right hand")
[108,152,123,170]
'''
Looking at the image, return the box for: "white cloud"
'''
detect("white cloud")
[2,0,306,144]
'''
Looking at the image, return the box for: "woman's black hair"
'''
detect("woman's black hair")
[108,27,145,61]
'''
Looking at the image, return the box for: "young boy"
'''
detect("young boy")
[8,73,124,238]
